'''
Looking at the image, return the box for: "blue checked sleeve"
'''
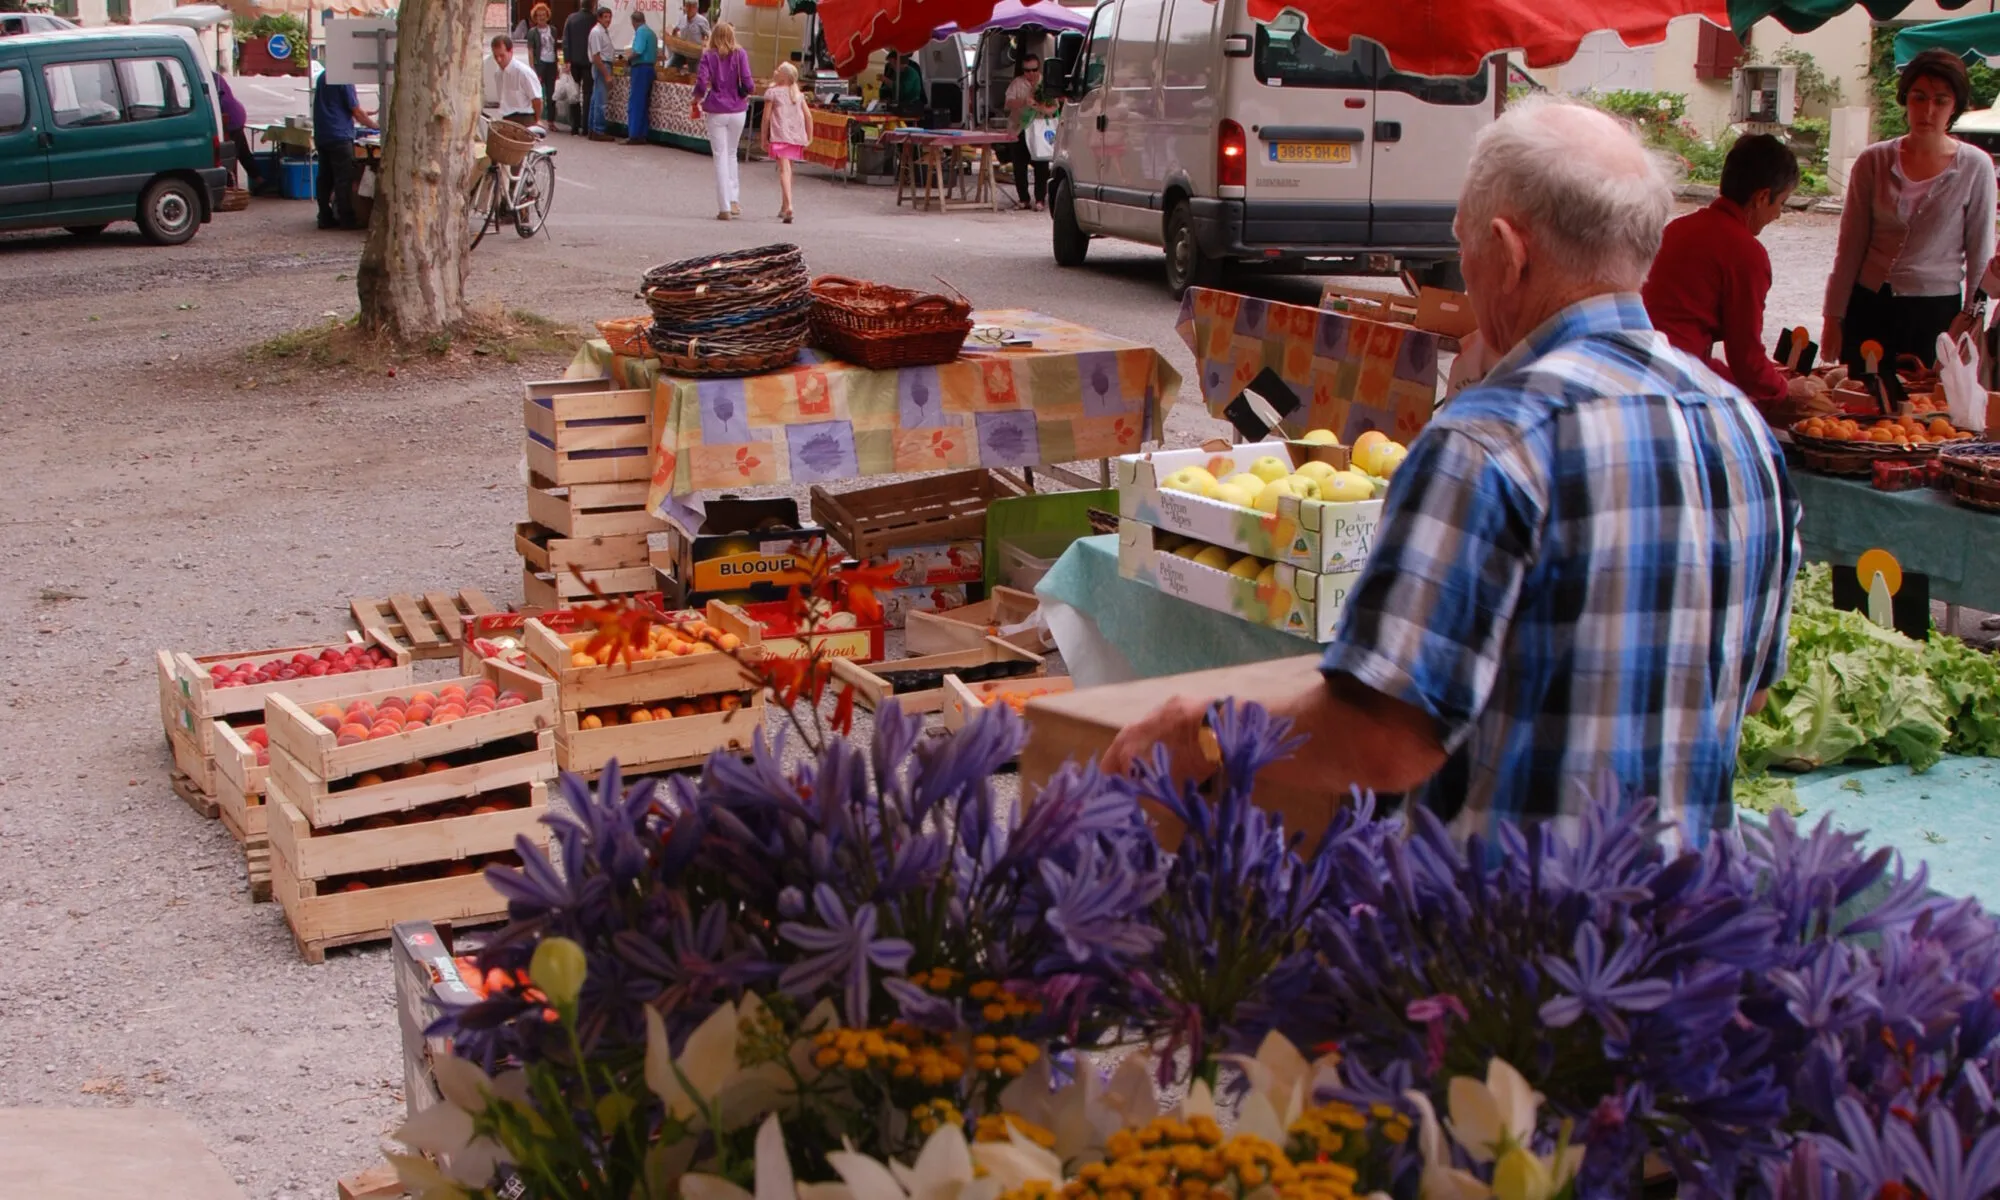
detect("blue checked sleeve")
[1320,427,1541,752]
[1754,452,1804,693]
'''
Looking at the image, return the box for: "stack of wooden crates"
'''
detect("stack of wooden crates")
[261,659,558,962]
[521,377,669,610]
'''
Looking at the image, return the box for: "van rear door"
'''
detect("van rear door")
[1241,12,1372,247]
[0,60,53,214]
[1370,57,1496,250]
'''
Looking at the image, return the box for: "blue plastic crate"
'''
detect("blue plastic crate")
[279,158,316,200]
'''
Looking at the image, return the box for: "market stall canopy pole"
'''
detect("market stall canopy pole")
[1729,0,1974,36]
[1893,10,2000,67]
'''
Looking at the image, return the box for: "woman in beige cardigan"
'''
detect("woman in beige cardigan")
[1822,49,1996,370]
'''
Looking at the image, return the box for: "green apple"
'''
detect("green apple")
[1286,474,1322,501]
[1292,460,1340,486]
[1248,456,1292,484]
[1321,471,1374,502]
[1191,545,1235,570]
[1226,555,1264,580]
[1161,465,1219,496]
[1252,477,1298,513]
[1299,428,1342,446]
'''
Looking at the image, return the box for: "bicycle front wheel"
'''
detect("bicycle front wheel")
[466,167,499,250]
[514,155,555,238]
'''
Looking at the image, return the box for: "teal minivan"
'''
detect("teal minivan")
[0,28,228,245]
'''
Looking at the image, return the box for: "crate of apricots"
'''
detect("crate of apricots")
[941,673,1075,735]
[1793,414,1976,450]
[521,599,768,778]
[260,659,558,962]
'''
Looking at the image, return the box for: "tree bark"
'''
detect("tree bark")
[356,0,483,340]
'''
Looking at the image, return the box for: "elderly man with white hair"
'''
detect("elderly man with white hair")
[1105,98,1801,850]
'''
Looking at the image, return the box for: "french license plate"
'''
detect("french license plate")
[1270,142,1353,165]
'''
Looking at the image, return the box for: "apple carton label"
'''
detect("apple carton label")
[1158,560,1195,599]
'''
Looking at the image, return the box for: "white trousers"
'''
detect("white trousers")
[704,111,745,212]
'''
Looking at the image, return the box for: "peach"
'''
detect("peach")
[339,881,372,893]
[336,722,371,741]
[580,714,604,730]
[496,696,524,709]
[628,708,654,723]
[671,701,698,719]
[427,761,452,774]
[336,732,367,747]
[355,772,387,787]
[378,695,408,711]
[317,713,344,732]
[438,684,468,701]
[651,706,673,722]
[400,762,427,779]
[410,691,438,708]
[403,703,434,723]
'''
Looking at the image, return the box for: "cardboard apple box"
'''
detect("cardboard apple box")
[1115,441,1383,573]
[1116,520,1359,642]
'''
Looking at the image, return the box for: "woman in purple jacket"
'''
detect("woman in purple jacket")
[692,22,754,220]
[214,73,264,193]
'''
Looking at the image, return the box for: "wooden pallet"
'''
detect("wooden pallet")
[350,590,501,661]
[168,763,219,819]
[337,1164,407,1200]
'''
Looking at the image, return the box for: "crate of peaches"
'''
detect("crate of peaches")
[520,600,768,777]
[1792,414,1976,450]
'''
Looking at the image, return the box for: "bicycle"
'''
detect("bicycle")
[466,111,557,250]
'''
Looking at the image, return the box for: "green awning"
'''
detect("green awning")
[1894,11,2000,66]
[1729,0,1974,36]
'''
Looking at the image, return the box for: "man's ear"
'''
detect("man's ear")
[1491,216,1528,293]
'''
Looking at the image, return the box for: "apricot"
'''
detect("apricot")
[580,713,604,730]
[717,634,742,652]
[671,701,698,718]
[652,706,674,722]
[719,693,744,712]
[628,708,654,723]
[696,695,720,714]
[1930,418,1955,436]
[400,762,428,779]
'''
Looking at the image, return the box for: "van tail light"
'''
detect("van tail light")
[213,135,224,167]
[1219,120,1246,188]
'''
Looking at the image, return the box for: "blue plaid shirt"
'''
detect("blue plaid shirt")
[1321,294,1800,849]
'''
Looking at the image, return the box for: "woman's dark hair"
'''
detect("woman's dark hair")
[1719,133,1800,205]
[1020,54,1041,71]
[1898,49,1972,120]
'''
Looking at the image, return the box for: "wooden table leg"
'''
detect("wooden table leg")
[982,146,998,211]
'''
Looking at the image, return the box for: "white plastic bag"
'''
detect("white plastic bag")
[1026,116,1057,161]
[553,73,580,107]
[1937,331,1985,433]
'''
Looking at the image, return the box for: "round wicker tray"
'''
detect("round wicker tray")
[1937,442,2000,512]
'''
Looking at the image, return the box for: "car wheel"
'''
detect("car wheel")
[65,223,110,238]
[137,178,201,245]
[1051,178,1088,268]
[1164,201,1223,298]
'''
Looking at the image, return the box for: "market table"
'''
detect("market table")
[603,73,756,154]
[1178,287,1446,441]
[1791,469,1999,610]
[880,128,1013,213]
[564,310,1179,512]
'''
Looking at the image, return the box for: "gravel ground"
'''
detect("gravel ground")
[0,144,1845,1199]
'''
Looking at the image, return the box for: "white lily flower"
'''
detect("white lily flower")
[829,1127,1002,1200]
[682,1114,798,1200]
[385,1151,473,1200]
[1445,1059,1541,1164]
[969,1124,1065,1191]
[644,997,793,1132]
[394,1057,514,1189]
[1180,1078,1218,1123]
[998,1054,1129,1164]
[1404,1090,1494,1200]
[1098,1053,1162,1132]
[1224,1031,1343,1131]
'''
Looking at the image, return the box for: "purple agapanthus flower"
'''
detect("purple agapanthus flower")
[1539,921,1676,1041]
[778,883,914,1025]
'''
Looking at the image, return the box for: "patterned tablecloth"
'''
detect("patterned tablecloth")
[603,75,719,152]
[565,310,1180,508]
[1176,286,1443,444]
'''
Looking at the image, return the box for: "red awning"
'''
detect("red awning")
[820,0,1735,78]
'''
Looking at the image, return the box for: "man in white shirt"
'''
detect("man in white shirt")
[672,0,710,68]
[490,35,545,126]
[586,6,615,140]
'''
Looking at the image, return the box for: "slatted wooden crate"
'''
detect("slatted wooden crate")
[263,659,557,827]
[527,473,667,539]
[269,785,548,964]
[810,469,1020,560]
[941,673,1075,734]
[831,637,1043,716]
[212,721,273,902]
[557,693,765,778]
[522,378,654,486]
[520,563,662,610]
[350,589,502,661]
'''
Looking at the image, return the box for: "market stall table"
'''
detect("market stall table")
[1791,469,2000,610]
[602,71,758,154]
[1180,286,1446,441]
[880,127,1014,212]
[564,310,1179,512]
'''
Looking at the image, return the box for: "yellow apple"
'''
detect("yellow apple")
[1299,428,1342,446]
[1223,472,1265,492]
[1374,443,1409,478]
[1321,471,1374,502]
[1161,466,1218,496]
[1292,460,1340,486]
[1226,555,1264,580]
[1352,435,1408,478]
[1191,545,1235,570]
[1252,477,1298,513]
[1211,482,1258,509]
[1171,543,1204,560]
[1248,456,1292,484]
[1286,474,1322,501]
[1255,561,1278,588]
[1352,430,1389,458]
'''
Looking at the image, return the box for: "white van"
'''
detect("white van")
[1048,0,1501,294]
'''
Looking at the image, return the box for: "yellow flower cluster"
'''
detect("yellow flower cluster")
[911,1098,965,1137]
[812,1028,912,1072]
[1286,1101,1410,1161]
[1017,1118,1358,1200]
[975,1113,1058,1149]
[967,980,1042,1025]
[972,1034,1042,1077]
[808,1022,974,1088]
[907,967,962,992]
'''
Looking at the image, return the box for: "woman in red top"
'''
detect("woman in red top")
[1642,133,1813,413]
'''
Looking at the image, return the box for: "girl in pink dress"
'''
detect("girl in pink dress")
[762,62,810,224]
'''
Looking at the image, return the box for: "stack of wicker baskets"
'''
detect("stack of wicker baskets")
[642,244,812,377]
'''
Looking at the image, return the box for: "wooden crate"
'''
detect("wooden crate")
[832,637,1043,716]
[905,586,1050,655]
[350,589,502,662]
[521,601,763,711]
[263,659,556,819]
[527,472,667,539]
[522,379,654,486]
[558,693,765,777]
[165,722,219,818]
[810,469,1020,560]
[157,634,412,752]
[212,721,273,902]
[515,522,651,574]
[942,673,1075,733]
[337,1164,406,1200]
[521,563,662,610]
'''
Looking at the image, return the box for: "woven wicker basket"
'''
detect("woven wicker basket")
[486,120,535,167]
[1938,442,2000,512]
[219,186,251,213]
[809,275,974,370]
[596,316,654,358]
[638,244,812,378]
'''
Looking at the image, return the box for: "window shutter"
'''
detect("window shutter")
[1694,20,1742,83]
